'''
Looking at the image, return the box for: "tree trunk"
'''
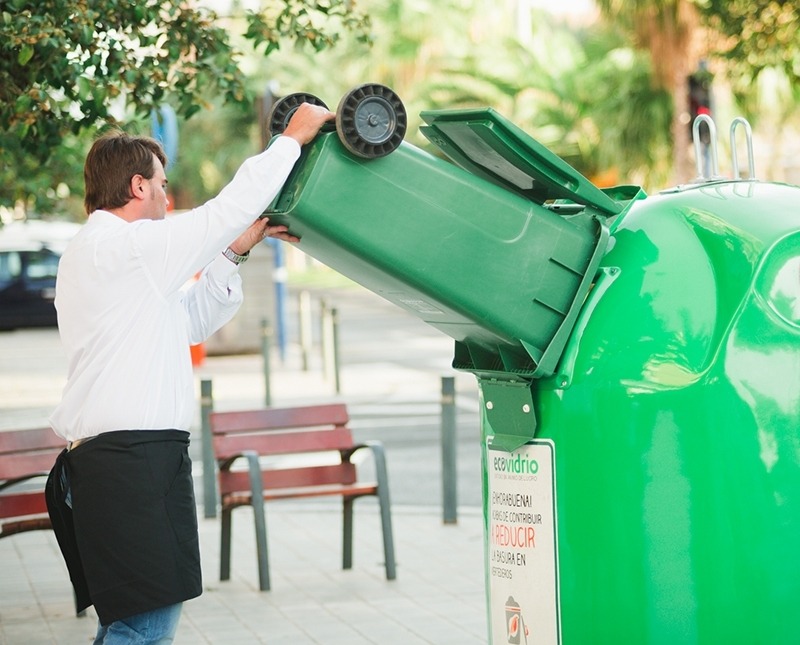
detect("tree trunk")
[670,58,696,185]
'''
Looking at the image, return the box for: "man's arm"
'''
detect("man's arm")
[183,216,301,343]
[138,103,334,295]
[227,217,299,258]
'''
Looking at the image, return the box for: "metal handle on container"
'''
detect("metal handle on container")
[692,114,720,181]
[730,117,756,180]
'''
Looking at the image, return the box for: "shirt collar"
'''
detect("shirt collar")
[88,210,130,228]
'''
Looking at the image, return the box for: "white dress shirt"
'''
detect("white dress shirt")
[49,136,301,441]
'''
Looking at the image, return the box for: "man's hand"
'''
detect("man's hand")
[282,102,336,145]
[229,217,300,256]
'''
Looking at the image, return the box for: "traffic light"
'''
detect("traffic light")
[257,82,281,149]
[688,67,713,144]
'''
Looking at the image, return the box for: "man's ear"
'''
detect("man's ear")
[130,174,146,200]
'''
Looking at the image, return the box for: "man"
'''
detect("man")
[45,102,334,644]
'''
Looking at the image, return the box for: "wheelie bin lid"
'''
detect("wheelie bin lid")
[420,108,623,216]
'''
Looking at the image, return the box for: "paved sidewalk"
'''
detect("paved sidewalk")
[1,503,487,644]
[0,283,490,644]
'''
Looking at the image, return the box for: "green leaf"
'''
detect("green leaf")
[76,76,92,98]
[18,44,34,65]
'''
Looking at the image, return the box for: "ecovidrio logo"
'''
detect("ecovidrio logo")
[491,453,539,475]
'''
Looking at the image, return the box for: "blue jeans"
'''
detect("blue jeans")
[93,603,182,644]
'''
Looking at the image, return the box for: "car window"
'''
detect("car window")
[0,252,23,289]
[25,250,60,282]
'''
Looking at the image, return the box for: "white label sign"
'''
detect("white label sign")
[487,439,561,644]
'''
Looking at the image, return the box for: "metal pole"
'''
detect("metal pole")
[321,300,333,381]
[270,239,288,363]
[261,318,272,407]
[200,379,217,519]
[299,290,312,372]
[331,307,341,394]
[441,376,457,524]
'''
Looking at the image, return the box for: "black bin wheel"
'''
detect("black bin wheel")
[267,93,335,137]
[336,84,407,159]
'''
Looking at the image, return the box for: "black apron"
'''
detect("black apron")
[46,429,202,625]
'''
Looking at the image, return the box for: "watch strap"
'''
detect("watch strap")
[222,247,249,265]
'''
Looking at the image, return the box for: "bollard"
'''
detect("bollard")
[320,300,336,380]
[321,300,333,381]
[331,307,341,394]
[200,379,217,519]
[261,318,272,407]
[269,238,289,363]
[441,376,457,524]
[321,302,342,393]
[299,290,312,372]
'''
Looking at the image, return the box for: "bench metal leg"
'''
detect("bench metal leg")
[368,442,397,580]
[252,501,270,591]
[377,484,396,580]
[220,507,232,582]
[342,497,354,570]
[245,452,271,591]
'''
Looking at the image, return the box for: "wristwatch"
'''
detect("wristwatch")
[222,247,250,265]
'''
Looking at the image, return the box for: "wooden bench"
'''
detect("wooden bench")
[210,403,396,591]
[0,427,86,618]
[0,427,64,539]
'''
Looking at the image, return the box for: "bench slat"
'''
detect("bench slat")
[0,428,63,455]
[1,517,52,538]
[0,492,49,519]
[210,404,349,434]
[213,426,356,459]
[219,463,357,495]
[222,482,379,508]
[0,452,60,482]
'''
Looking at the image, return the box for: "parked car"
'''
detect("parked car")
[0,221,80,331]
[0,245,61,330]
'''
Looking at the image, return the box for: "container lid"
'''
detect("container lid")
[420,107,623,216]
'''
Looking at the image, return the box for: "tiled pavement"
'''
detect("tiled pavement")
[1,502,487,644]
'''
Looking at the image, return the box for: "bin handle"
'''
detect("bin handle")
[730,117,756,180]
[692,114,721,182]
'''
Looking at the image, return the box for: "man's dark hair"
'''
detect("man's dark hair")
[84,131,168,215]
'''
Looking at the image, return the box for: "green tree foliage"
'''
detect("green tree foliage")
[167,95,260,209]
[595,0,698,183]
[520,28,674,187]
[0,0,370,212]
[596,0,800,182]
[260,0,676,188]
[695,0,799,120]
[697,0,798,81]
[190,0,799,191]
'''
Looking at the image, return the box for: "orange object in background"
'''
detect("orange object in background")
[186,265,205,367]
[190,342,206,367]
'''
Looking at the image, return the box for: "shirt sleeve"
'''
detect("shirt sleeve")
[182,253,244,344]
[133,136,301,296]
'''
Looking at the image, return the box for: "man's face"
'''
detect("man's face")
[144,154,169,220]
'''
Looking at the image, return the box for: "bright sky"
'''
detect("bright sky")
[529,0,596,16]
[205,0,598,16]
[528,0,595,13]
